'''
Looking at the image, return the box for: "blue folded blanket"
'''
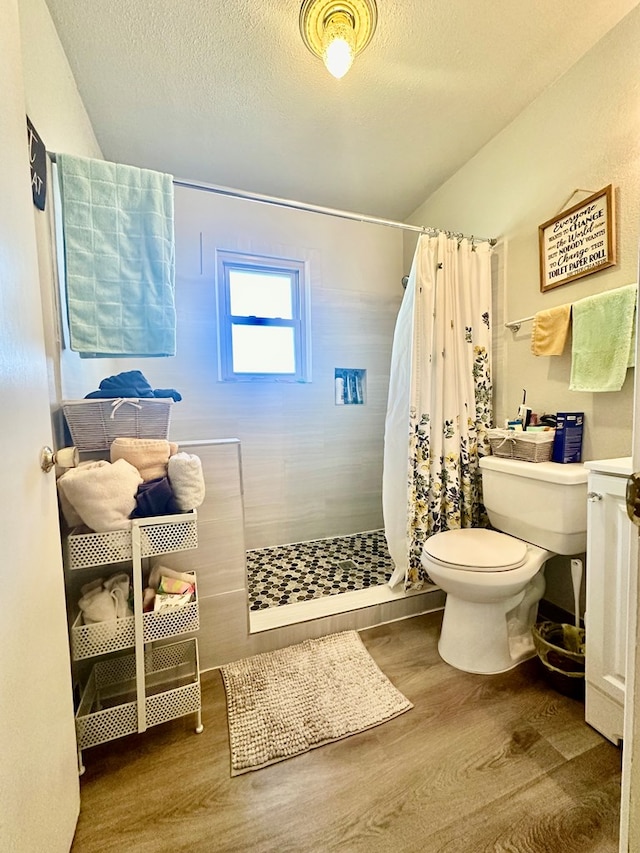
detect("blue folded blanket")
[84,370,182,402]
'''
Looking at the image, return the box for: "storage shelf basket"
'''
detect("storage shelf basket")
[487,428,555,463]
[75,639,200,749]
[70,574,199,660]
[65,512,198,570]
[62,398,172,452]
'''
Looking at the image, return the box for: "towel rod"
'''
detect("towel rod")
[505,315,534,332]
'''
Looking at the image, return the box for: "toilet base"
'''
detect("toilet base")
[438,591,538,675]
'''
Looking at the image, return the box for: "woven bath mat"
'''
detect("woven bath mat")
[220,630,413,775]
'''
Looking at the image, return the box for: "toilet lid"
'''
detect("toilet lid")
[423,528,527,572]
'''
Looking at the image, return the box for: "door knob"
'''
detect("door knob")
[626,472,640,528]
[40,445,79,473]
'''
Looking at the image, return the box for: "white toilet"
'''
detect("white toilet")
[421,456,588,675]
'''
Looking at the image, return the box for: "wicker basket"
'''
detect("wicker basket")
[62,398,172,452]
[487,428,555,463]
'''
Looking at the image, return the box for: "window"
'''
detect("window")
[216,251,310,382]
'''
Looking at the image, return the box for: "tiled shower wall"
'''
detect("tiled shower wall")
[137,187,406,551]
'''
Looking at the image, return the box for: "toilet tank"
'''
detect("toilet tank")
[479,456,588,554]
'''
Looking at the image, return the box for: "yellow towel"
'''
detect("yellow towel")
[531,304,572,356]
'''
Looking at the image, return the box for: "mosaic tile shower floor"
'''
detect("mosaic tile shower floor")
[247,529,394,611]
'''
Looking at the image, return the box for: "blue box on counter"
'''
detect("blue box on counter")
[552,412,584,463]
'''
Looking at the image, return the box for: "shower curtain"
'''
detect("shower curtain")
[383,233,493,588]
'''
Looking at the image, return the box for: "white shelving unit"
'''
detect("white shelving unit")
[65,513,203,773]
[60,399,203,773]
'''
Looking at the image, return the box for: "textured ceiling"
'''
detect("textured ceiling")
[43,0,638,220]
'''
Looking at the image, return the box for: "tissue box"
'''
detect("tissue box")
[552,412,584,463]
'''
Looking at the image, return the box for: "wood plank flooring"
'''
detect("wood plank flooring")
[70,612,621,853]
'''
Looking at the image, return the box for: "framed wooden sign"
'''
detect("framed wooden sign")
[538,185,616,292]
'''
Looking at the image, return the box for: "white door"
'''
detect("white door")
[0,1,79,850]
[621,277,640,851]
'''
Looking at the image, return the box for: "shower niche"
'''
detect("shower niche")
[335,368,366,405]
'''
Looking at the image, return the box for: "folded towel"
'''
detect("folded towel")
[103,572,133,619]
[130,476,181,518]
[57,465,94,528]
[85,370,182,402]
[168,452,206,511]
[78,572,133,625]
[110,437,179,482]
[531,304,572,356]
[570,284,637,392]
[57,458,143,532]
[56,153,176,358]
[58,460,123,528]
[78,586,117,625]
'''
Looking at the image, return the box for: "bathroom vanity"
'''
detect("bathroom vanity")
[584,457,635,744]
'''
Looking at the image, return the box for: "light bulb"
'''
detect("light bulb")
[321,12,356,79]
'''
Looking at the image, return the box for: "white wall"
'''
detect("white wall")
[18,0,109,442]
[409,5,640,465]
[118,187,404,549]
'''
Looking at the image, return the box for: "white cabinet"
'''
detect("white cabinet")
[584,457,634,744]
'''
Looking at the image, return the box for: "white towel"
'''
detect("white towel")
[57,458,143,532]
[58,460,112,528]
[78,572,133,625]
[168,452,205,511]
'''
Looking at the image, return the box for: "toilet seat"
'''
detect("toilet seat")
[423,528,527,572]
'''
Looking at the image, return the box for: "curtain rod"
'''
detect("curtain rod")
[172,177,498,245]
[47,153,497,245]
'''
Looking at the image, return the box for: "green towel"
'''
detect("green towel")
[57,154,176,357]
[570,283,637,392]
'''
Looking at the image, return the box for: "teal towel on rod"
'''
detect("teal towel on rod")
[569,283,637,392]
[56,154,176,357]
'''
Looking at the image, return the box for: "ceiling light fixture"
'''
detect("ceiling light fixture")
[299,0,378,79]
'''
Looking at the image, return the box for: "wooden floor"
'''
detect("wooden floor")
[71,612,622,853]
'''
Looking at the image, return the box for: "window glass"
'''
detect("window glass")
[229,270,293,319]
[231,325,296,373]
[216,250,310,382]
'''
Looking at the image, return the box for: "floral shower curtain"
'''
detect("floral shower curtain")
[383,233,493,589]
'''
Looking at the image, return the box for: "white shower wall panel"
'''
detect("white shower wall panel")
[149,186,404,550]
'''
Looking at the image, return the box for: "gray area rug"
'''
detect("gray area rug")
[220,631,413,775]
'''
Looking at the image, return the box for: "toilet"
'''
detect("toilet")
[422,456,588,674]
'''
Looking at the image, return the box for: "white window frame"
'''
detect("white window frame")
[215,250,311,382]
